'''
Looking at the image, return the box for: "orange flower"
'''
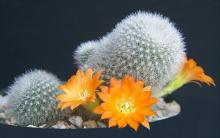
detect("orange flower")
[57,68,103,110]
[156,58,215,98]
[94,76,157,131]
[180,59,215,86]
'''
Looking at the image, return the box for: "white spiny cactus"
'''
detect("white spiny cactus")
[74,11,186,94]
[5,69,70,126]
[74,40,98,68]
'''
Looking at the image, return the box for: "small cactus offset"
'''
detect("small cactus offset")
[74,40,98,69]
[5,69,70,126]
[74,11,186,94]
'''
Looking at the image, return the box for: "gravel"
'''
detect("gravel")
[51,121,76,129]
[83,120,97,128]
[68,116,83,128]
[97,121,107,128]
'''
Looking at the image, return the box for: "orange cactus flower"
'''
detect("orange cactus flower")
[57,68,103,110]
[94,76,157,131]
[156,58,215,98]
[180,59,215,86]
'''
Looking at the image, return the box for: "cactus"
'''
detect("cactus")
[5,69,70,126]
[74,11,186,95]
[74,40,98,69]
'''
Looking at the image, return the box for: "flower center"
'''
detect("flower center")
[78,90,90,100]
[116,98,136,115]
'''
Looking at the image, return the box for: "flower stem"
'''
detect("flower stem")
[83,98,100,112]
[155,75,186,98]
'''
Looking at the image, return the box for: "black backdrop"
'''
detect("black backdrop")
[0,0,220,138]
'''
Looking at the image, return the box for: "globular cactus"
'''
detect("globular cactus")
[74,11,186,95]
[5,69,70,126]
[74,40,98,68]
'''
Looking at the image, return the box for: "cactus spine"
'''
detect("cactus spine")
[74,12,186,95]
[5,69,70,126]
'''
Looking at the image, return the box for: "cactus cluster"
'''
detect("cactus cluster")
[5,70,70,126]
[74,12,186,94]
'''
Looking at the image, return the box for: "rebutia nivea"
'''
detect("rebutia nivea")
[5,70,70,126]
[74,11,186,95]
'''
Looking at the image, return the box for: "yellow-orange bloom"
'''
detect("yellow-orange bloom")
[156,58,215,98]
[57,68,103,110]
[180,59,215,86]
[94,76,157,131]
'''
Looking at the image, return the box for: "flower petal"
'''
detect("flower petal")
[137,108,155,116]
[101,111,112,119]
[117,119,127,128]
[129,113,144,122]
[126,117,139,131]
[141,118,150,129]
[93,105,104,114]
[109,119,117,127]
[56,94,75,102]
[70,102,81,110]
[98,91,110,102]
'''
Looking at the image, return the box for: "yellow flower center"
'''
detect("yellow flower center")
[116,98,136,115]
[78,89,90,100]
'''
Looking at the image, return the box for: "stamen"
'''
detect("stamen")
[116,98,136,115]
[78,90,90,100]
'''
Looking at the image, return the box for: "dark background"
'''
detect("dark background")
[0,0,219,138]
